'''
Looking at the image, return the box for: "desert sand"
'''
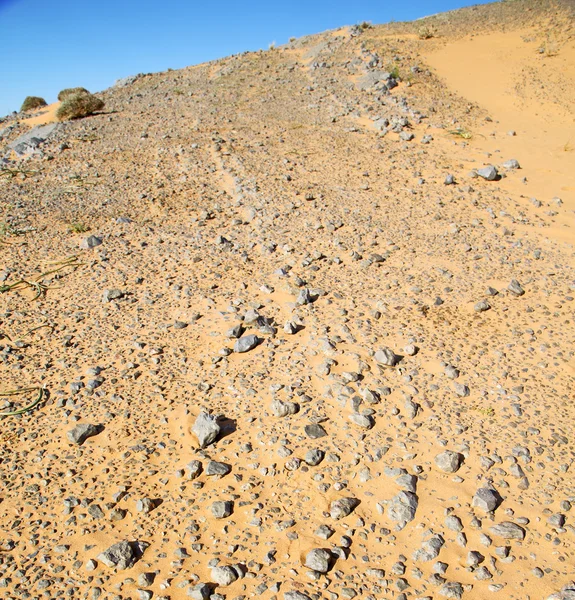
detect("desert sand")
[1,1,574,600]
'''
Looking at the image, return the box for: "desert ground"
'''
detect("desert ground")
[1,1,575,599]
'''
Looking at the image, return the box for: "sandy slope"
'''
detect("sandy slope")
[0,2,575,600]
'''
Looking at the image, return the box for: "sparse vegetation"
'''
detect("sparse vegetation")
[418,25,435,40]
[563,141,573,152]
[390,65,401,80]
[359,21,372,30]
[57,87,90,101]
[56,92,105,121]
[449,127,473,139]
[68,222,89,234]
[20,96,47,112]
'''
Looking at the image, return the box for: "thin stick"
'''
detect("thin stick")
[0,387,45,416]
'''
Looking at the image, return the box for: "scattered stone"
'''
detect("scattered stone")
[192,412,221,448]
[435,451,464,473]
[66,423,102,445]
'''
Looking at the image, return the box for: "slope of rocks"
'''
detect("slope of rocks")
[1,2,574,600]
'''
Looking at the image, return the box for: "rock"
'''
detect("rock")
[477,166,498,180]
[349,413,375,429]
[330,497,360,520]
[211,565,238,586]
[206,461,231,477]
[374,348,401,366]
[314,524,334,539]
[271,399,298,417]
[388,491,419,522]
[473,487,503,512]
[284,593,312,600]
[305,423,327,439]
[304,548,332,572]
[8,123,60,157]
[413,534,445,561]
[192,412,220,448]
[304,448,325,466]
[508,279,525,296]
[296,288,316,305]
[97,541,148,570]
[211,501,233,519]
[444,174,456,185]
[435,451,464,473]
[474,300,491,312]
[439,582,464,599]
[186,460,203,479]
[502,159,520,169]
[66,423,102,445]
[103,288,124,302]
[188,583,212,600]
[234,334,260,353]
[136,498,155,513]
[453,382,470,397]
[489,522,526,540]
[547,582,575,600]
[115,74,141,87]
[80,235,103,249]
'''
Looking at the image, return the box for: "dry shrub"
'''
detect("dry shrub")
[58,87,90,101]
[56,92,105,121]
[20,96,47,112]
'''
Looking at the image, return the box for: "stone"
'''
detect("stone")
[388,491,419,522]
[305,548,332,572]
[349,413,375,429]
[474,300,491,312]
[473,487,503,512]
[8,123,60,157]
[304,448,325,466]
[489,522,526,540]
[66,423,102,445]
[435,451,464,473]
[374,347,401,366]
[305,423,327,439]
[80,235,103,249]
[284,593,312,600]
[477,166,498,180]
[97,541,147,570]
[234,334,260,353]
[211,565,238,586]
[271,399,298,417]
[192,412,220,448]
[206,461,231,476]
[508,279,525,296]
[211,501,233,519]
[188,583,212,600]
[330,497,360,520]
[186,460,203,480]
[502,159,520,169]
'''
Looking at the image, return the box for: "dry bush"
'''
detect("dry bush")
[20,96,47,112]
[418,25,435,39]
[57,87,90,101]
[56,92,105,121]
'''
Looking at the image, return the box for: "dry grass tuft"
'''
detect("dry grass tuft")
[20,96,47,112]
[57,87,90,101]
[56,92,105,121]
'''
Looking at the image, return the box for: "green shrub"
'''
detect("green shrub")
[20,96,47,112]
[57,87,90,101]
[56,92,105,121]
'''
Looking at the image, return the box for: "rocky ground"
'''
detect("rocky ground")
[1,1,575,600]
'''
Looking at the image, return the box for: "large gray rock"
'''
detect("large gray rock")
[211,565,238,586]
[97,540,147,569]
[489,522,526,540]
[80,235,103,249]
[547,582,575,600]
[374,347,401,366]
[188,583,212,600]
[234,334,260,353]
[473,487,503,512]
[192,412,220,448]
[477,165,498,181]
[284,592,312,600]
[304,548,331,573]
[388,491,418,522]
[8,123,59,157]
[67,423,101,445]
[330,497,360,520]
[211,500,233,519]
[435,450,464,473]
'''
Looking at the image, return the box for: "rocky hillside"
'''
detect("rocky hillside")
[1,2,574,600]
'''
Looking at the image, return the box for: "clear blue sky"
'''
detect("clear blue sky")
[0,0,481,117]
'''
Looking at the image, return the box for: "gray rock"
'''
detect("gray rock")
[211,565,238,586]
[115,74,141,87]
[211,500,233,519]
[439,582,464,599]
[296,288,316,305]
[474,300,491,312]
[546,582,575,600]
[206,461,231,477]
[103,288,124,302]
[66,423,101,445]
[192,412,220,448]
[467,550,484,567]
[80,235,103,249]
[284,592,312,600]
[473,487,503,512]
[508,279,525,296]
[502,159,520,169]
[388,491,418,522]
[234,334,260,353]
[435,451,464,473]
[188,583,212,600]
[489,522,526,540]
[444,174,455,185]
[413,533,445,561]
[305,423,327,439]
[330,497,360,520]
[349,413,374,429]
[314,524,334,539]
[304,448,325,466]
[136,498,155,513]
[374,347,401,366]
[305,548,332,572]
[271,399,298,417]
[97,541,147,570]
[186,460,203,479]
[453,382,470,397]
[477,166,498,181]
[8,123,60,157]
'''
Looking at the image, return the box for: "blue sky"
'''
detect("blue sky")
[0,0,480,117]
